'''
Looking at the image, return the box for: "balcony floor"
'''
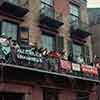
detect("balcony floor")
[71,27,92,39]
[40,14,64,29]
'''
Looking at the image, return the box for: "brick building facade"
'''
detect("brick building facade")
[0,0,99,100]
[88,8,100,100]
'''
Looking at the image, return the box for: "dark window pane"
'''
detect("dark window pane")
[83,45,90,64]
[43,89,58,100]
[77,92,89,100]
[19,27,29,45]
[56,36,64,52]
[0,93,23,100]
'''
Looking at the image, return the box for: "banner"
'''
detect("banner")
[81,64,98,75]
[17,47,42,63]
[72,63,81,71]
[60,60,71,70]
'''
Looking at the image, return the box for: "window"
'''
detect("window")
[69,4,80,25]
[41,3,54,17]
[8,0,19,5]
[0,93,24,100]
[80,0,87,5]
[41,0,54,18]
[72,43,83,62]
[77,92,89,100]
[43,89,58,100]
[84,45,90,64]
[42,34,54,51]
[56,36,64,52]
[19,27,29,45]
[68,41,90,64]
[96,16,100,24]
[1,21,18,40]
[41,0,53,6]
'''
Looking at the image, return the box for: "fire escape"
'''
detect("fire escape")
[68,18,96,96]
[39,1,64,33]
[70,20,91,42]
[0,0,29,21]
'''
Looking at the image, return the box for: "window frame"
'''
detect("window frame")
[83,45,90,64]
[68,41,90,64]
[19,27,29,45]
[80,0,87,5]
[69,3,80,24]
[1,20,19,41]
[72,42,84,62]
[43,88,58,100]
[40,0,54,18]
[42,32,56,51]
[41,0,54,7]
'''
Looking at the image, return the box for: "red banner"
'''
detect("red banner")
[60,60,71,70]
[81,64,98,75]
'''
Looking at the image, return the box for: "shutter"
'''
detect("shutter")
[56,36,64,52]
[19,27,29,45]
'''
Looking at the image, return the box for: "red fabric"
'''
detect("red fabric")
[49,51,61,58]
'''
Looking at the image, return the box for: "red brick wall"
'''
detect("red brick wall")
[32,86,43,100]
[54,0,69,16]
[0,83,32,93]
[59,88,76,100]
[0,82,97,100]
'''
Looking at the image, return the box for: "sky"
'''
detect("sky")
[87,0,100,8]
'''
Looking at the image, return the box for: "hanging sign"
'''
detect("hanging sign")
[72,63,81,71]
[16,47,42,63]
[81,64,98,75]
[60,60,71,70]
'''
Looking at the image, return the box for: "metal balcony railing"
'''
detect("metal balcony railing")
[70,20,91,38]
[0,0,29,18]
[70,20,89,32]
[0,36,98,82]
[0,0,29,8]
